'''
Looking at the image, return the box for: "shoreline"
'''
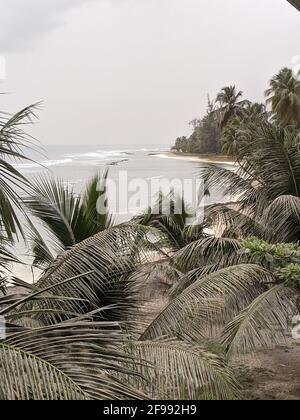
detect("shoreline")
[152,151,236,166]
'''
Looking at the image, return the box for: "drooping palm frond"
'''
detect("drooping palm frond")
[24,176,83,250]
[126,341,239,400]
[262,195,300,243]
[215,86,249,129]
[15,225,156,326]
[201,165,260,209]
[0,238,20,295]
[141,265,273,342]
[222,285,298,356]
[169,264,221,298]
[206,204,265,239]
[0,321,147,400]
[26,220,55,270]
[172,236,245,272]
[0,239,18,271]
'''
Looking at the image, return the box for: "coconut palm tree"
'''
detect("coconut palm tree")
[265,67,300,128]
[133,191,207,252]
[143,235,300,359]
[220,103,269,158]
[0,225,238,400]
[215,86,249,129]
[242,102,268,121]
[202,121,300,243]
[24,171,114,269]
[220,117,242,157]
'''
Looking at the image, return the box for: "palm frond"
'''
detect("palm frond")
[24,176,81,249]
[141,265,272,341]
[25,172,115,266]
[127,341,239,400]
[262,195,300,243]
[0,321,146,400]
[173,236,244,272]
[81,170,114,235]
[0,103,40,239]
[222,285,298,356]
[15,225,156,326]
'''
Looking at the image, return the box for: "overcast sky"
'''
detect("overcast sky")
[0,0,299,146]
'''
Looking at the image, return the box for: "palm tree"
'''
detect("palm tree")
[0,225,238,400]
[220,117,242,157]
[24,171,113,269]
[202,121,300,243]
[133,192,207,252]
[220,103,269,158]
[154,120,300,360]
[143,235,300,359]
[265,67,300,127]
[215,86,249,129]
[242,102,268,121]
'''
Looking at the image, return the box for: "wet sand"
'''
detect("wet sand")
[153,151,236,166]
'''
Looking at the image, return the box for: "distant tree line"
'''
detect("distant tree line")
[172,67,300,156]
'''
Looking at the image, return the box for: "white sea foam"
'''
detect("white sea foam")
[15,147,170,172]
[15,158,73,170]
[66,150,130,160]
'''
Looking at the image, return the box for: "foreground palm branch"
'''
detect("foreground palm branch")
[0,321,145,400]
[0,104,39,240]
[24,171,114,268]
[15,225,156,326]
[0,224,240,400]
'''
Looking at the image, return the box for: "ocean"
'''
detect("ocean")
[11,143,232,281]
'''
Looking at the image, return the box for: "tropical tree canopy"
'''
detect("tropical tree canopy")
[203,122,300,243]
[215,86,249,129]
[265,67,300,128]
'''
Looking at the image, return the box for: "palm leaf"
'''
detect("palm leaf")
[222,285,298,356]
[141,265,272,341]
[126,341,239,400]
[0,103,40,239]
[16,225,156,325]
[0,321,146,400]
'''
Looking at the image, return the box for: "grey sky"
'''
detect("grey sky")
[0,0,299,146]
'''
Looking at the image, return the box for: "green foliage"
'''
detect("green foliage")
[278,263,300,289]
[215,86,248,129]
[220,103,269,158]
[173,67,300,157]
[25,171,114,268]
[0,225,240,400]
[202,122,300,243]
[265,67,300,128]
[3,66,300,400]
[172,99,221,154]
[243,238,300,289]
[0,103,39,240]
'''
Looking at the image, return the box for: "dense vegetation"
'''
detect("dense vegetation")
[172,67,299,156]
[0,66,300,400]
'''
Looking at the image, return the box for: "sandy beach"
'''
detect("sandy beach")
[153,151,237,166]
